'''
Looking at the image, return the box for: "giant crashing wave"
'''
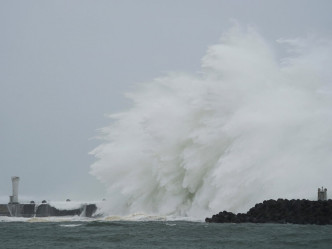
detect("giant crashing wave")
[90,26,332,218]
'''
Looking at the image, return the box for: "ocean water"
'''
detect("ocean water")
[1,219,332,249]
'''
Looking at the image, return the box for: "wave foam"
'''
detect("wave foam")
[91,25,332,218]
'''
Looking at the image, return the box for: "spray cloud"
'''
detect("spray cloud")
[91,25,332,218]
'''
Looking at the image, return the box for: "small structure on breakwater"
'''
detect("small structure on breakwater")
[9,176,20,204]
[318,187,327,201]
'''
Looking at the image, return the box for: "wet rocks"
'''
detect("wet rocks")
[205,199,332,225]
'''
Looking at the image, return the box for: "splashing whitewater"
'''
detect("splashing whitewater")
[90,26,332,218]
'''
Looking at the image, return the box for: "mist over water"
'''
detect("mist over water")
[90,26,332,218]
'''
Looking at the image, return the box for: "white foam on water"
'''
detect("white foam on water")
[104,213,167,222]
[166,223,176,226]
[59,224,83,227]
[102,213,203,222]
[88,25,331,218]
[0,216,31,222]
[26,216,97,223]
[0,213,202,223]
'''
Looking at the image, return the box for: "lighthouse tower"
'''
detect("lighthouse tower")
[9,176,20,204]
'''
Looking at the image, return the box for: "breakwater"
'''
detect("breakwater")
[0,203,97,218]
[205,199,332,225]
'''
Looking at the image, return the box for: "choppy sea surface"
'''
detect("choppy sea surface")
[1,216,332,249]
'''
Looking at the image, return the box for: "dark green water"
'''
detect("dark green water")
[1,221,332,249]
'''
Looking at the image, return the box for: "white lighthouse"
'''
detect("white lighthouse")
[9,176,20,204]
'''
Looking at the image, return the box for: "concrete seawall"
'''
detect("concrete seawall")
[0,203,97,218]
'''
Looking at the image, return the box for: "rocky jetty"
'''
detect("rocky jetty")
[205,199,332,225]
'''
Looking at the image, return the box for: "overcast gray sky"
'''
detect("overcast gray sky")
[1,0,332,203]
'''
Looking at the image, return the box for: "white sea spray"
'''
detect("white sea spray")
[90,26,332,218]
